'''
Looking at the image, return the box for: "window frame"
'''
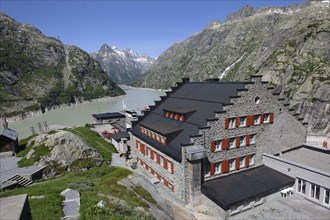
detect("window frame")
[229,159,235,171]
[297,178,306,194]
[254,115,260,125]
[324,189,330,206]
[239,116,246,127]
[264,113,270,123]
[310,184,320,200]
[215,162,221,174]
[204,163,210,177]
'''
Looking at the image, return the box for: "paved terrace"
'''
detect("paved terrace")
[0,157,42,186]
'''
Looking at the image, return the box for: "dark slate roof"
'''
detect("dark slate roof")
[111,132,130,142]
[131,81,247,162]
[92,112,125,120]
[201,165,295,210]
[0,128,18,141]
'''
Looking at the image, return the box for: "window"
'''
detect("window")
[146,147,150,157]
[153,152,157,162]
[229,138,236,149]
[229,118,236,129]
[167,161,172,172]
[310,184,320,200]
[229,159,235,171]
[255,96,260,104]
[297,179,306,194]
[250,154,255,165]
[264,113,270,123]
[250,134,256,144]
[240,157,245,168]
[254,115,260,125]
[239,116,246,127]
[325,189,329,205]
[215,140,222,151]
[157,135,161,142]
[160,155,164,166]
[215,162,221,174]
[240,136,246,146]
[204,163,210,176]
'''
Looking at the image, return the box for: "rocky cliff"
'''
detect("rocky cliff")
[90,44,155,84]
[133,1,330,134]
[0,13,125,117]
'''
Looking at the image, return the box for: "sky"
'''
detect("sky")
[1,0,304,58]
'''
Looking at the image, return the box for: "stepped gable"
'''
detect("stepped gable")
[131,78,251,162]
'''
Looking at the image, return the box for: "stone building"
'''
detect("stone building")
[0,128,19,156]
[129,76,307,218]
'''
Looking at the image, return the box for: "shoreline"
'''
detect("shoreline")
[6,94,128,124]
[120,84,167,92]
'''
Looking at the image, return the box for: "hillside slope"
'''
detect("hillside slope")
[133,1,330,134]
[0,13,125,116]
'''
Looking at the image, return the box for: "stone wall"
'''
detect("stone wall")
[192,77,306,181]
[130,134,186,204]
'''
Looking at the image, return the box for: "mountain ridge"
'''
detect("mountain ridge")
[133,1,330,134]
[0,13,125,117]
[90,44,155,84]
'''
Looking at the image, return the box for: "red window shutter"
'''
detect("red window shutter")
[136,140,139,149]
[157,153,160,164]
[164,158,168,169]
[210,163,215,176]
[235,158,240,170]
[156,173,160,180]
[235,117,239,128]
[245,155,250,168]
[150,150,154,160]
[140,127,143,133]
[270,112,274,124]
[180,115,184,121]
[246,134,250,146]
[164,179,168,187]
[225,138,230,150]
[146,164,149,170]
[171,185,174,192]
[171,162,174,174]
[164,137,167,145]
[210,140,215,152]
[222,160,229,173]
[260,114,264,124]
[151,168,154,174]
[141,144,145,155]
[236,136,240,148]
[221,139,227,150]
[225,118,229,129]
[250,115,255,126]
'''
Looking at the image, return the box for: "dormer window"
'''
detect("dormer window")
[175,114,179,121]
[165,112,170,118]
[164,110,186,122]
[140,125,168,146]
[180,115,184,121]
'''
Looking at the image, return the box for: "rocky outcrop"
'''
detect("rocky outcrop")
[133,1,330,134]
[90,44,155,84]
[0,13,125,117]
[27,130,102,167]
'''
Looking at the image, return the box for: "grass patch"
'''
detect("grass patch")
[17,144,50,167]
[47,130,59,135]
[0,166,154,220]
[66,126,117,162]
[134,186,159,208]
[70,158,96,171]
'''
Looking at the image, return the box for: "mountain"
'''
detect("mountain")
[0,13,125,117]
[133,1,330,134]
[90,44,155,84]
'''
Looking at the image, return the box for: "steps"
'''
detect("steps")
[5,174,33,187]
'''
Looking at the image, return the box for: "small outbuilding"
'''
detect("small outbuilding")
[0,194,32,220]
[0,128,19,156]
[110,131,130,154]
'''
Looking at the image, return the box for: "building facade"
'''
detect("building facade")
[130,76,307,217]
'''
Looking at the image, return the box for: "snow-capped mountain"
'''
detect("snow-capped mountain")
[90,44,155,84]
